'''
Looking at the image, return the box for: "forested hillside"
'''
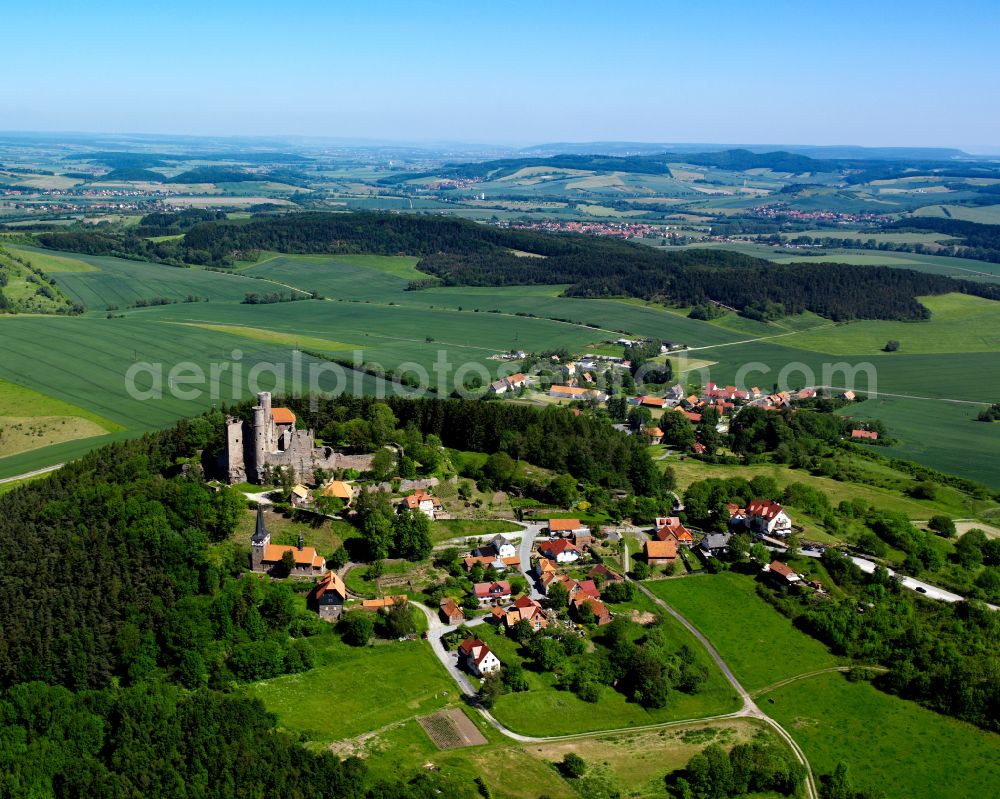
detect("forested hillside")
[0,396,665,797]
[34,211,1000,320]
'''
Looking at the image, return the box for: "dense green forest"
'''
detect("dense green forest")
[890,216,1000,263]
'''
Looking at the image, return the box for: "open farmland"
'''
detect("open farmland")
[9,246,271,309]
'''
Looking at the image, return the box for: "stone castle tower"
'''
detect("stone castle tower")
[224,391,374,485]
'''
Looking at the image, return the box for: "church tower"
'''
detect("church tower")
[250,505,270,571]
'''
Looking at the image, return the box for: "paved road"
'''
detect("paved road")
[0,463,64,485]
[793,547,997,608]
[517,523,544,600]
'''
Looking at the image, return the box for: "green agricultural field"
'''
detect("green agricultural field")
[249,634,457,743]
[852,396,1000,487]
[646,573,842,692]
[0,315,392,477]
[173,321,357,351]
[360,715,578,799]
[781,294,1000,355]
[5,245,98,272]
[914,202,1000,224]
[486,611,742,736]
[761,673,1000,799]
[240,253,425,300]
[12,246,268,310]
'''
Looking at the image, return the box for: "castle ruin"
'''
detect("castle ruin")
[225,391,374,484]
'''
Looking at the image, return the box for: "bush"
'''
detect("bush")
[928,515,956,537]
[339,611,375,646]
[560,753,587,778]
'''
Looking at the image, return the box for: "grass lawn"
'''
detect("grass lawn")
[360,714,578,799]
[646,573,843,692]
[486,609,742,736]
[233,508,359,558]
[430,518,522,543]
[248,634,457,743]
[761,672,1000,799]
[529,719,777,799]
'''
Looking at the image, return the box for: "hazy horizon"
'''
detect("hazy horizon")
[4,0,999,151]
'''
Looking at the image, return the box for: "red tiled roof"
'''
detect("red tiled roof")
[312,571,347,600]
[271,407,296,425]
[440,598,464,619]
[768,560,797,580]
[473,580,511,598]
[645,540,678,559]
[851,429,878,440]
[748,499,785,520]
[262,543,324,568]
[540,539,579,557]
[548,518,583,532]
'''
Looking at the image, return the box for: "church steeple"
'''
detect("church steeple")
[251,505,269,546]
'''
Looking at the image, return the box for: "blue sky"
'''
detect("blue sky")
[3,0,998,149]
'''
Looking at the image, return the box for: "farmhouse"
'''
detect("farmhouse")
[547,518,589,536]
[488,534,517,559]
[250,507,325,576]
[763,560,801,586]
[225,391,373,484]
[589,564,623,584]
[700,532,732,558]
[746,499,793,536]
[571,596,612,626]
[439,597,465,625]
[473,580,512,604]
[362,595,408,611]
[321,480,354,501]
[399,490,442,520]
[549,385,608,402]
[488,372,527,394]
[654,519,694,547]
[538,538,581,563]
[644,539,678,566]
[503,595,548,631]
[636,395,667,409]
[642,426,664,445]
[308,571,348,620]
[851,429,879,441]
[458,638,501,677]
[535,557,558,581]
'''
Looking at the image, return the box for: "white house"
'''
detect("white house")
[746,499,793,536]
[458,638,501,677]
[490,534,517,560]
[400,490,442,520]
[538,538,580,564]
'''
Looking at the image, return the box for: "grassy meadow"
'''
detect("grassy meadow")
[761,672,1000,799]
[645,573,843,692]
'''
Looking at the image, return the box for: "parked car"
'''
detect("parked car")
[915,586,927,594]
